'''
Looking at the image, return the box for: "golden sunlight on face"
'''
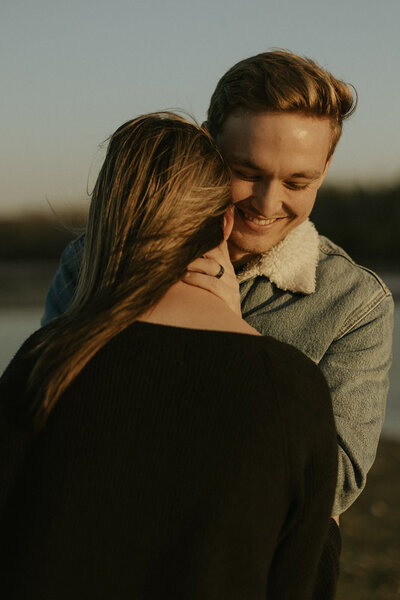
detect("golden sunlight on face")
[220,112,332,265]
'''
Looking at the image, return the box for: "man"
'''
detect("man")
[42,51,394,517]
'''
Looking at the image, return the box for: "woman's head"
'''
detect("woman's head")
[77,112,231,309]
[29,113,231,426]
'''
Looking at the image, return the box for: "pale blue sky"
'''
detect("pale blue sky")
[1,0,399,215]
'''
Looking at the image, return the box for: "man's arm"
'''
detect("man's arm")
[41,234,85,326]
[184,257,394,515]
[319,293,394,515]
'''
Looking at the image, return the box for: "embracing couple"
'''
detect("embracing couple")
[0,51,393,599]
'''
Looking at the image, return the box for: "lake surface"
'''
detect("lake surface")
[1,301,399,439]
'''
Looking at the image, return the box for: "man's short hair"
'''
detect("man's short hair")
[207,50,357,158]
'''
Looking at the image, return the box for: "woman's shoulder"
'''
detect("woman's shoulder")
[264,335,333,415]
[0,328,44,426]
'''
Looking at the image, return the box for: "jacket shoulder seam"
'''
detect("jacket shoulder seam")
[319,240,392,296]
[335,291,393,340]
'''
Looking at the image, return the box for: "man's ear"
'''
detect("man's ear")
[223,205,234,240]
[319,155,333,188]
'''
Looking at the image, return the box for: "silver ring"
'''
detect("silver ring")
[215,264,224,279]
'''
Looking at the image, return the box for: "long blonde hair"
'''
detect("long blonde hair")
[29,113,231,428]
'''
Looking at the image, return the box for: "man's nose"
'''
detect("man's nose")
[252,180,281,215]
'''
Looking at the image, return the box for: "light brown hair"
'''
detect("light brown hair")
[207,50,357,158]
[28,113,231,428]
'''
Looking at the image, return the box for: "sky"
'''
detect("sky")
[1,0,399,215]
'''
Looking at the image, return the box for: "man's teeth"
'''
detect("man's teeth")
[242,211,278,226]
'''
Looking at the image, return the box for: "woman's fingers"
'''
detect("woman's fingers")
[203,241,232,272]
[208,239,231,265]
[182,269,241,317]
[187,241,235,279]
[182,271,222,292]
[182,239,242,316]
[186,257,224,277]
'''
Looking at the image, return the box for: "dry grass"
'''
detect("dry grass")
[337,438,400,599]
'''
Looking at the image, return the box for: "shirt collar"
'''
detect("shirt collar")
[236,219,320,294]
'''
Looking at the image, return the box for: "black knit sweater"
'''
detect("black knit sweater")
[0,322,340,599]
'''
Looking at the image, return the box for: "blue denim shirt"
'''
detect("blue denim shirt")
[41,229,394,515]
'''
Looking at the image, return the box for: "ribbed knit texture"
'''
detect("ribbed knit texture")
[0,321,340,599]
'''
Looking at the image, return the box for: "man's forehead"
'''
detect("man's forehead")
[221,118,331,174]
[222,111,332,148]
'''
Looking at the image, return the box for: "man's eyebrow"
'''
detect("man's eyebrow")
[227,157,262,170]
[227,157,323,179]
[290,170,322,179]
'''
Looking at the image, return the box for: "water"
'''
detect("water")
[1,302,399,439]
[0,308,43,368]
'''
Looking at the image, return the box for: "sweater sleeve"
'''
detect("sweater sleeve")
[264,341,339,599]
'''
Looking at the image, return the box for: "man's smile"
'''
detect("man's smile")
[236,207,287,230]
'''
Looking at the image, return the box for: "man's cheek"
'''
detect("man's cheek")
[231,181,249,204]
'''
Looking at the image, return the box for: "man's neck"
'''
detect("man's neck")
[232,256,256,271]
[227,240,259,271]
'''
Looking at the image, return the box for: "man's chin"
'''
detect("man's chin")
[228,234,277,263]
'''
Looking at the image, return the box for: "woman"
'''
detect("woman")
[0,113,339,599]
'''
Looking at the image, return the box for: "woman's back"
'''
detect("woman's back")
[0,321,338,599]
[0,113,339,599]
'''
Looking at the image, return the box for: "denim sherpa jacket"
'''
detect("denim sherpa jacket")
[41,219,394,515]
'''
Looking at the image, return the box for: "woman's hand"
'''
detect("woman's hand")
[182,240,242,317]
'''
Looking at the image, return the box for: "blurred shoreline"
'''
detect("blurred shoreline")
[1,259,399,309]
[0,260,59,308]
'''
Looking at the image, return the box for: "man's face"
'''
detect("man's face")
[219,111,332,265]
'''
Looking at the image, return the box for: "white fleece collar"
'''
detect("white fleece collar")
[236,219,320,294]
